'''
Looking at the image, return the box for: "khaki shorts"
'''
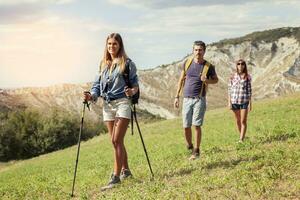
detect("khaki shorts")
[103,98,131,121]
[182,97,206,128]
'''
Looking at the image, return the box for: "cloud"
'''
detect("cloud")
[109,0,275,9]
[1,0,300,87]
[117,0,300,68]
[122,1,300,40]
[0,14,118,88]
[0,4,45,24]
[0,0,74,6]
[0,0,75,24]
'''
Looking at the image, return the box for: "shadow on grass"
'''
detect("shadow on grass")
[161,167,195,179]
[205,146,224,154]
[258,131,297,144]
[203,154,261,170]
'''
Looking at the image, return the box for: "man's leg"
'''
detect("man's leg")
[182,98,193,149]
[190,97,206,160]
[184,127,193,149]
[194,126,202,150]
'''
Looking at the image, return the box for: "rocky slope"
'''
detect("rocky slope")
[138,27,300,117]
[0,83,100,121]
[1,27,300,119]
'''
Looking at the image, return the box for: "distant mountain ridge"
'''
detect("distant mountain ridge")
[138,27,300,117]
[1,27,300,119]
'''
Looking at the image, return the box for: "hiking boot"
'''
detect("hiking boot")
[100,174,120,191]
[120,169,132,180]
[189,148,200,160]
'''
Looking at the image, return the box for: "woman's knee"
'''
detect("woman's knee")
[111,138,124,147]
[241,119,247,126]
[111,138,116,147]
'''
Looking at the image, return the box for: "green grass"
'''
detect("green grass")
[0,94,299,199]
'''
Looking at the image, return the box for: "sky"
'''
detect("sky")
[0,0,300,88]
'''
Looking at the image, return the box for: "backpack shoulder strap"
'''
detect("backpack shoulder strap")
[184,56,194,74]
[124,58,131,73]
[201,60,211,77]
[199,60,212,96]
[176,56,193,97]
[123,58,131,87]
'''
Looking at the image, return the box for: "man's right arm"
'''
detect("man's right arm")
[174,70,185,108]
[175,70,185,98]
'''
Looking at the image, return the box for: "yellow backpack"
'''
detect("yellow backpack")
[176,56,212,97]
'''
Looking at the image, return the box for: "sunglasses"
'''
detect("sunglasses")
[237,62,245,66]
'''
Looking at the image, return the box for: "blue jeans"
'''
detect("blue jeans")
[182,97,206,128]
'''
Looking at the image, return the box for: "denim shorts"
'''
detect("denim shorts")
[182,97,206,128]
[103,98,131,121]
[231,102,249,110]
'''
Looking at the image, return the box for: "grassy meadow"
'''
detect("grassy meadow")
[0,94,299,199]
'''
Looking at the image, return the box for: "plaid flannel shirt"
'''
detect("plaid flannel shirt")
[228,73,252,104]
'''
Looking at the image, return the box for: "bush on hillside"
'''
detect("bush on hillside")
[0,108,106,161]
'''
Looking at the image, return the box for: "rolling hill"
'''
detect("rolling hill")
[0,93,299,199]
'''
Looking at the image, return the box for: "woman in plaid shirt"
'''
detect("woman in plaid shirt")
[228,59,252,142]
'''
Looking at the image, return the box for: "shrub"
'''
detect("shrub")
[0,108,106,161]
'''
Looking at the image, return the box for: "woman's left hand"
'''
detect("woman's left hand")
[248,103,252,112]
[125,86,134,97]
[228,102,232,110]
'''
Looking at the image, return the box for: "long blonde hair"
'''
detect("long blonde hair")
[99,33,128,73]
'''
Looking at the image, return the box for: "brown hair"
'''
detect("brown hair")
[100,33,128,73]
[236,59,248,79]
[193,40,206,51]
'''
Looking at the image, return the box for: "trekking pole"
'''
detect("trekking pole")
[131,104,154,178]
[71,94,90,197]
